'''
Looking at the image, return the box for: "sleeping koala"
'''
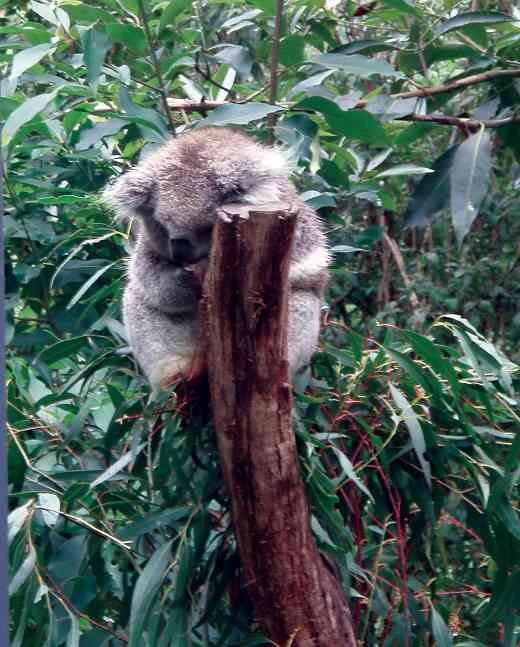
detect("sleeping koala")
[103,127,330,390]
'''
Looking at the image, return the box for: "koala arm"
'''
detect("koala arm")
[289,201,330,295]
[128,243,202,315]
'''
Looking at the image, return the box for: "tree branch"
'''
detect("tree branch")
[391,67,520,101]
[400,112,520,130]
[201,203,357,647]
[166,68,520,130]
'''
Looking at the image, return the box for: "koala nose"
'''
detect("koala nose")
[169,237,209,265]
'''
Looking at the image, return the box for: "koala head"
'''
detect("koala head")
[103,127,294,266]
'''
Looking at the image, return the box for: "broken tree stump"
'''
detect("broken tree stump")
[200,202,357,647]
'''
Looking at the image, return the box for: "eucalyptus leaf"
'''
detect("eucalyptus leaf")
[90,442,146,489]
[431,606,453,647]
[201,102,282,125]
[2,90,58,149]
[450,129,492,245]
[389,384,432,489]
[434,11,511,37]
[312,53,403,79]
[9,42,56,80]
[128,540,174,647]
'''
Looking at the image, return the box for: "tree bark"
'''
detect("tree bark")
[200,203,357,647]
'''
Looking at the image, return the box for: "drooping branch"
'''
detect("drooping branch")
[200,203,357,647]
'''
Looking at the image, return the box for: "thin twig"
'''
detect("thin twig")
[267,0,284,137]
[136,0,175,133]
[401,112,520,130]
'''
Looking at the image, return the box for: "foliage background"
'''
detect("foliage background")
[4,0,520,645]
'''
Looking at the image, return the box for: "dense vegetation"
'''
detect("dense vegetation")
[4,1,520,645]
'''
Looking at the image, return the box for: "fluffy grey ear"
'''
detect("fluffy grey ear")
[102,169,156,223]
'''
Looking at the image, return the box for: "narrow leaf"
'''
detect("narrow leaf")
[330,446,374,502]
[2,91,57,148]
[450,129,492,245]
[9,546,36,596]
[312,53,403,79]
[9,43,56,80]
[37,493,60,527]
[431,606,453,647]
[201,102,282,125]
[403,145,458,228]
[8,501,32,546]
[389,384,432,488]
[376,164,434,178]
[83,26,112,88]
[67,261,119,308]
[128,540,174,647]
[90,442,146,489]
[434,11,511,37]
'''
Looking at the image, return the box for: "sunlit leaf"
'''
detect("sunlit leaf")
[2,90,58,149]
[389,384,432,488]
[450,129,492,245]
[9,42,56,80]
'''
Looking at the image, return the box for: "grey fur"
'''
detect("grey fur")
[103,127,330,390]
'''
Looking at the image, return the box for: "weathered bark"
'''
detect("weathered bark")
[200,203,357,647]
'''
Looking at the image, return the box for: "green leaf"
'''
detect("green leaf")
[214,44,253,78]
[105,24,146,54]
[312,53,403,78]
[248,0,276,15]
[201,102,282,125]
[376,164,433,178]
[493,496,520,541]
[8,501,32,546]
[450,129,492,245]
[403,145,458,228]
[63,603,81,647]
[329,446,374,502]
[431,605,453,647]
[37,493,60,527]
[82,26,112,89]
[61,2,116,24]
[401,330,460,395]
[67,261,119,308]
[128,540,174,647]
[36,336,90,366]
[331,244,367,253]
[90,442,146,489]
[434,11,512,37]
[9,545,36,596]
[296,97,390,146]
[380,0,423,16]
[120,508,192,540]
[2,90,57,149]
[9,42,56,80]
[288,70,335,98]
[159,0,192,33]
[279,34,306,66]
[389,384,432,488]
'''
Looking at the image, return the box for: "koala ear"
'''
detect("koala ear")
[102,169,156,223]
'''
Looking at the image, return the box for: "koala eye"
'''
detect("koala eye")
[221,187,243,204]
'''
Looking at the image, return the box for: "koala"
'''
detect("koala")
[103,127,330,391]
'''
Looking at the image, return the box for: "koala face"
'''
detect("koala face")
[103,127,293,266]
